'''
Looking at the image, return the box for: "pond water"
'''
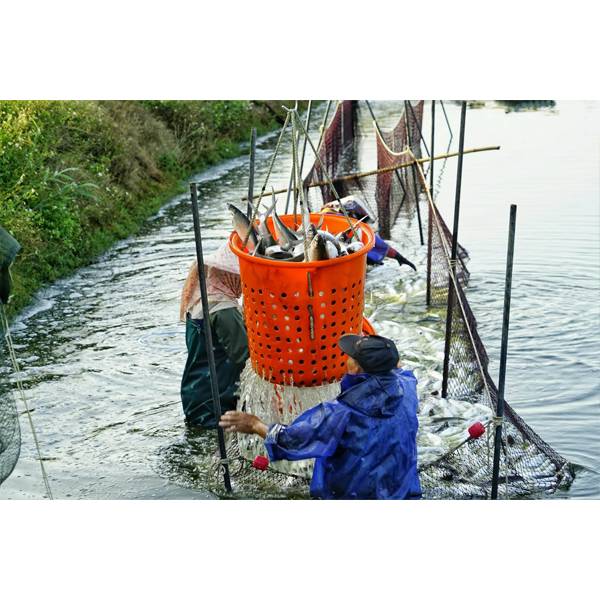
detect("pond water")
[1,100,598,499]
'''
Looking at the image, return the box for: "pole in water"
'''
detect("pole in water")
[426,100,435,306]
[189,182,233,493]
[247,128,257,219]
[441,101,467,398]
[491,204,517,500]
[404,101,425,246]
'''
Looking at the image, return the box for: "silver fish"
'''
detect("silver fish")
[307,233,328,262]
[272,207,301,251]
[228,203,259,252]
[346,241,364,254]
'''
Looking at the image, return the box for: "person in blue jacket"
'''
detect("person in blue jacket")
[219,334,422,500]
[320,197,417,271]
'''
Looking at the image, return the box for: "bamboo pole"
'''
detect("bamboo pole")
[243,145,500,202]
[426,100,435,306]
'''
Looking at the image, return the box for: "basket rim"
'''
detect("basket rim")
[229,213,375,268]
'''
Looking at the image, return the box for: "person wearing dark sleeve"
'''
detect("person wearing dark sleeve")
[320,197,417,271]
[179,243,249,429]
[220,334,422,500]
[0,225,21,305]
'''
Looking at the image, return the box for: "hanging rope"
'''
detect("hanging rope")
[0,304,53,499]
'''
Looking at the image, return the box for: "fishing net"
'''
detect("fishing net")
[303,100,358,209]
[0,307,21,486]
[416,163,574,498]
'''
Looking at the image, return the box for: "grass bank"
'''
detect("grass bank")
[0,100,300,318]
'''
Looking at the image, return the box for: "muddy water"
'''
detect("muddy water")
[1,101,598,499]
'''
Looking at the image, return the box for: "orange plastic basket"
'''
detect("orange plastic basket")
[230,213,375,386]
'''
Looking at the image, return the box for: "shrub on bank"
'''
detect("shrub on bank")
[0,100,292,316]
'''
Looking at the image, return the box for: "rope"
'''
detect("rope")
[0,304,53,499]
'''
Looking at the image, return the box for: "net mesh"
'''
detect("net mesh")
[0,309,21,486]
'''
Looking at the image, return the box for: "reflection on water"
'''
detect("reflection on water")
[1,101,598,499]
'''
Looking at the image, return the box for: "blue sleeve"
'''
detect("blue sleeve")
[395,369,419,413]
[367,235,389,264]
[264,402,350,462]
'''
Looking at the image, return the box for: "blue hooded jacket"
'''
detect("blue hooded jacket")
[264,368,422,499]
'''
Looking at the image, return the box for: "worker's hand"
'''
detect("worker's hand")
[219,411,268,438]
[394,254,417,271]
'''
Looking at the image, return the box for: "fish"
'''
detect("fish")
[272,207,301,251]
[228,203,259,252]
[307,233,328,262]
[325,240,338,259]
[318,230,342,254]
[345,241,364,254]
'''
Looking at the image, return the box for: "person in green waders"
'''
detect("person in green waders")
[179,243,249,429]
[0,225,21,306]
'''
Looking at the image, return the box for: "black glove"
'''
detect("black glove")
[0,265,11,304]
[394,254,417,271]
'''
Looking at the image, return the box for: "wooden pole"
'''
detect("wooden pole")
[491,204,517,500]
[245,145,500,202]
[441,101,467,399]
[190,183,232,494]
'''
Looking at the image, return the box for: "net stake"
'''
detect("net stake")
[491,204,517,500]
[247,128,256,219]
[442,101,467,398]
[190,182,232,494]
[426,100,435,305]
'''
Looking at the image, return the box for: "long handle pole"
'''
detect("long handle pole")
[426,100,435,306]
[189,182,232,493]
[441,101,467,398]
[246,128,257,219]
[491,204,517,500]
[404,101,425,245]
[247,144,500,202]
[298,101,313,212]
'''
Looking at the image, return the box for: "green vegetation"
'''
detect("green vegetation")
[0,100,295,317]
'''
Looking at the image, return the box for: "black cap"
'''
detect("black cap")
[338,334,399,374]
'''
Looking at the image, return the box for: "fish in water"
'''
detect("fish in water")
[228,203,259,252]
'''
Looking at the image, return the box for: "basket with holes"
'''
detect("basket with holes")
[229,213,376,386]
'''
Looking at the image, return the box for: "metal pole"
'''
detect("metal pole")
[491,204,518,500]
[441,101,467,398]
[246,128,256,219]
[426,100,435,306]
[440,100,454,140]
[404,101,425,246]
[189,182,233,493]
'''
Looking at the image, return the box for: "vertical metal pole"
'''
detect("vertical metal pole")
[404,101,425,246]
[189,182,233,493]
[441,101,467,398]
[246,128,256,219]
[426,100,435,306]
[491,204,518,500]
